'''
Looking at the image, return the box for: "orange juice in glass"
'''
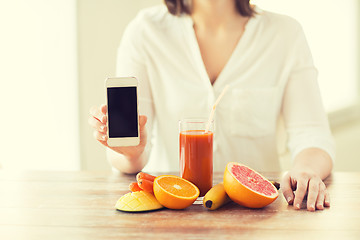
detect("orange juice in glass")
[179,119,213,197]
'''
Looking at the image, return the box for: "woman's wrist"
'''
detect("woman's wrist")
[292,147,333,180]
[107,148,147,174]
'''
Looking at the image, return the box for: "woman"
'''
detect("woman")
[89,0,334,211]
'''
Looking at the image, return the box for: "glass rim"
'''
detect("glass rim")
[179,118,214,124]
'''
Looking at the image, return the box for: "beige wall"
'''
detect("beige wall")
[78,0,162,170]
[0,1,79,171]
[332,120,360,171]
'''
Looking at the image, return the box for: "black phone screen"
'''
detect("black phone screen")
[107,87,138,138]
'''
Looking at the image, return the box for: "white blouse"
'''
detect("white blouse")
[114,5,335,172]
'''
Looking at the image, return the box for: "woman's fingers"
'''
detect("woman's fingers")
[93,130,107,144]
[89,111,149,160]
[306,178,320,211]
[324,190,331,207]
[282,171,330,211]
[100,104,107,114]
[138,115,148,147]
[315,183,326,210]
[100,104,107,123]
[280,173,295,205]
[293,176,308,210]
[89,105,107,144]
[139,115,147,128]
[90,105,106,123]
[88,116,106,133]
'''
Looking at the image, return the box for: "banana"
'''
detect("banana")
[270,181,280,190]
[203,183,231,210]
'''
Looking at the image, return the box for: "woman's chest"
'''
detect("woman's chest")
[195,29,244,85]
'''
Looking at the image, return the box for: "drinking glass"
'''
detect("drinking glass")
[179,119,214,197]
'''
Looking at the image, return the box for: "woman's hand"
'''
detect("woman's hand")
[88,104,148,161]
[281,170,331,211]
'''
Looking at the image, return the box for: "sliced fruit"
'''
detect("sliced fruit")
[153,175,200,209]
[115,191,163,212]
[223,162,279,208]
[203,182,232,210]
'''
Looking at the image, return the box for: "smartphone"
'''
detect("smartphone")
[105,77,140,147]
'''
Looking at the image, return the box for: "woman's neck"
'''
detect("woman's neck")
[191,0,244,31]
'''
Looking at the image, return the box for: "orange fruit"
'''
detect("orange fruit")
[223,162,278,208]
[153,175,200,209]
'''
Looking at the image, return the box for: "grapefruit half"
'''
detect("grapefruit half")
[223,162,278,208]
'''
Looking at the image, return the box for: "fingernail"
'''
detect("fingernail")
[310,204,315,211]
[296,204,300,209]
[100,125,105,131]
[287,197,292,203]
[102,135,106,140]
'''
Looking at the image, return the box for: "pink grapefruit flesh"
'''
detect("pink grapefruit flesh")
[223,162,278,208]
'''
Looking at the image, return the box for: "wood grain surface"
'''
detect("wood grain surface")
[1,171,359,240]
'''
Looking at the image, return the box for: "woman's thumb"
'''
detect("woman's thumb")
[139,115,148,128]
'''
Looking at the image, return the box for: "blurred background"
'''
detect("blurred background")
[0,0,359,172]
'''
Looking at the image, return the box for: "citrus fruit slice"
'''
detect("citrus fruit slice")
[153,175,200,209]
[223,162,279,208]
[115,191,163,212]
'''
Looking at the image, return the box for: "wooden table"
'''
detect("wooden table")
[0,171,359,239]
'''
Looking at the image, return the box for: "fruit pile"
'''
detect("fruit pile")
[115,162,279,212]
[115,172,200,212]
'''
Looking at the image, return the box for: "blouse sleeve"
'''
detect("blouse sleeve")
[282,26,335,162]
[107,16,155,165]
